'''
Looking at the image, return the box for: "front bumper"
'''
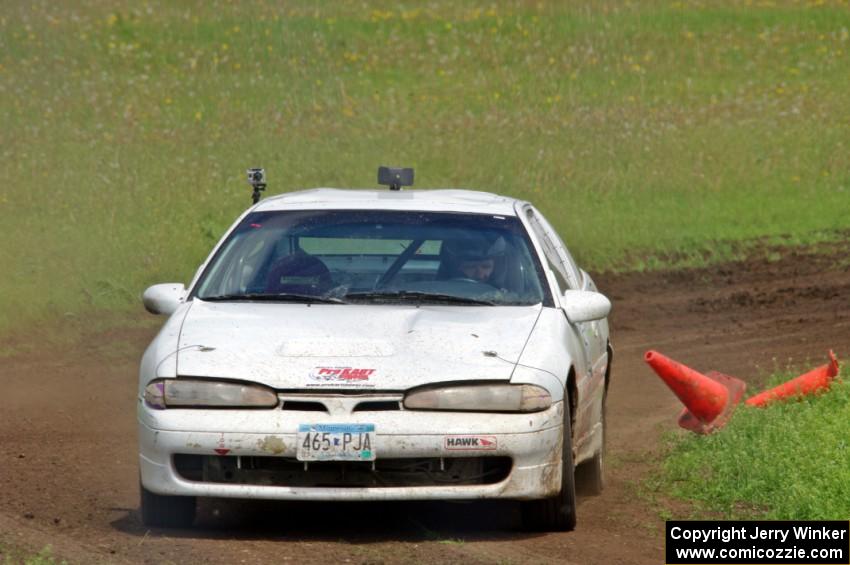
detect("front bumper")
[138,400,564,501]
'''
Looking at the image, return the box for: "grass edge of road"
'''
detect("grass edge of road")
[0,542,66,565]
[0,309,162,360]
[645,367,850,521]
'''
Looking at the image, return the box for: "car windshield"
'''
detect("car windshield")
[193,210,550,306]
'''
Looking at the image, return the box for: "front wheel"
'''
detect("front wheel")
[140,481,196,528]
[521,406,577,531]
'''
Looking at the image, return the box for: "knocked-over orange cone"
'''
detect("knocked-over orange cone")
[645,350,747,435]
[746,350,840,408]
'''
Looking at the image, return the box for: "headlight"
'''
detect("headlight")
[403,383,552,413]
[143,378,279,409]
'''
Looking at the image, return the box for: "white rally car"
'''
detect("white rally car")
[138,171,611,531]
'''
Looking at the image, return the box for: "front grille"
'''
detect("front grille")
[174,454,511,488]
[281,400,327,412]
[275,393,404,415]
[352,400,400,412]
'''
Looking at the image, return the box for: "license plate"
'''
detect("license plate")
[297,423,376,461]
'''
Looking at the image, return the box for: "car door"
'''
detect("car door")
[524,206,607,456]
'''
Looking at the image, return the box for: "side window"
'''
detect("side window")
[529,207,582,289]
[525,208,572,294]
[196,230,272,296]
[561,246,583,288]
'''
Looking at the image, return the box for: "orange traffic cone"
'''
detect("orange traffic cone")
[746,350,840,408]
[645,350,747,434]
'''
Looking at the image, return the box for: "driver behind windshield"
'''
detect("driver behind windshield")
[441,236,507,286]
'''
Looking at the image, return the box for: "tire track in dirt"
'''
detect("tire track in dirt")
[1,251,847,564]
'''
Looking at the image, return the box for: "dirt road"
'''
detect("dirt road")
[1,251,847,564]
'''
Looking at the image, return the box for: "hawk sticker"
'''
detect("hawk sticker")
[444,435,498,451]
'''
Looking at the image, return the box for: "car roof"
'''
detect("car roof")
[253,188,524,216]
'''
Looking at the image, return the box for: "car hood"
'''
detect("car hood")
[176,301,542,390]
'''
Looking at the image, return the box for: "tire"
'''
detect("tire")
[140,481,196,528]
[521,405,577,532]
[575,396,606,495]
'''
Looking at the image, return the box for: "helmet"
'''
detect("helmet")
[442,234,507,262]
[265,252,332,295]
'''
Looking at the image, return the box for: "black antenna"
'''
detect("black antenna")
[378,166,414,191]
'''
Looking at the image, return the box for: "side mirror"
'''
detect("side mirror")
[142,283,186,315]
[561,290,611,323]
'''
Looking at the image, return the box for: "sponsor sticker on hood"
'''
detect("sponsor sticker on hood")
[444,435,498,450]
[307,367,376,389]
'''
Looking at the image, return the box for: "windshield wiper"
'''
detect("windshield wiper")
[199,293,345,304]
[345,291,494,306]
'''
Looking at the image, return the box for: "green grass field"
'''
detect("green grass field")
[656,371,850,520]
[2,0,850,332]
[0,544,63,565]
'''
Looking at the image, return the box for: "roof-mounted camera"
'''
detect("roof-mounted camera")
[247,168,267,204]
[378,166,414,191]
